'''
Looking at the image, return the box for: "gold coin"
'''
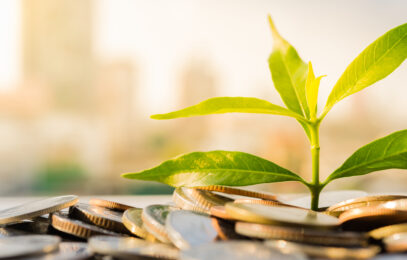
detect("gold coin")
[381,198,407,210]
[266,240,380,259]
[89,235,179,259]
[172,188,207,213]
[194,185,277,201]
[141,205,176,244]
[51,213,120,239]
[0,195,78,226]
[182,188,233,212]
[225,203,339,229]
[339,206,407,231]
[327,195,407,216]
[89,199,134,211]
[210,206,236,220]
[234,198,301,208]
[122,208,149,239]
[235,222,368,247]
[370,223,407,240]
[69,203,129,234]
[384,232,407,253]
[145,232,159,242]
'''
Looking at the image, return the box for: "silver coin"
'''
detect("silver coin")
[180,241,306,260]
[142,204,176,243]
[0,195,78,226]
[287,190,367,209]
[166,210,217,249]
[88,235,179,259]
[24,242,92,260]
[0,235,60,259]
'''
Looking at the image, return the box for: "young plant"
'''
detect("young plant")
[123,16,407,210]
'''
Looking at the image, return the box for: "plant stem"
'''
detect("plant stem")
[309,121,321,210]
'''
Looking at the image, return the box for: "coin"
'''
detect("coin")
[24,242,92,260]
[287,190,367,210]
[194,186,277,201]
[69,203,129,234]
[51,213,121,239]
[327,195,407,216]
[0,235,60,259]
[265,240,380,259]
[234,198,296,208]
[235,222,368,246]
[381,199,407,211]
[211,218,247,241]
[142,204,176,243]
[370,223,407,240]
[210,206,236,220]
[225,203,339,229]
[88,235,179,259]
[340,206,407,231]
[372,254,407,260]
[173,188,207,213]
[384,232,407,252]
[180,241,306,260]
[165,210,217,249]
[0,195,78,226]
[5,220,50,235]
[122,208,149,239]
[0,227,28,237]
[182,188,233,213]
[89,199,134,212]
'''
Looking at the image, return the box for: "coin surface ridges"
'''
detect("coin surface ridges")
[182,188,233,212]
[122,208,149,239]
[51,213,120,239]
[327,195,407,215]
[194,185,277,201]
[142,205,175,243]
[235,222,368,246]
[89,199,134,211]
[69,203,129,233]
[339,206,407,231]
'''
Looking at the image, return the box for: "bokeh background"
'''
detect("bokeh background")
[0,0,406,196]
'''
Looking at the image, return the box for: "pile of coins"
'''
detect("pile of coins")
[2,189,407,259]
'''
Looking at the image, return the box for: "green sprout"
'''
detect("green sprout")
[123,16,407,210]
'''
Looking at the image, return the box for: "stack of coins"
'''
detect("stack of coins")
[2,190,407,259]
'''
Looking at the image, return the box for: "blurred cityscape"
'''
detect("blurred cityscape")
[0,0,407,196]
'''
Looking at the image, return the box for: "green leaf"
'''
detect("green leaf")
[305,62,325,118]
[122,151,306,187]
[323,23,407,114]
[325,130,407,184]
[267,15,309,119]
[151,97,305,121]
